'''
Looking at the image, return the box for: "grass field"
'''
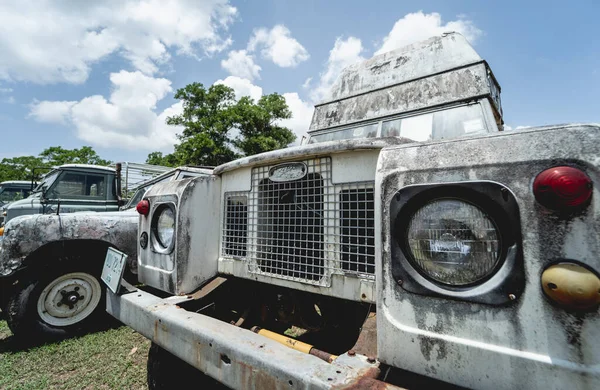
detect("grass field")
[0,321,150,390]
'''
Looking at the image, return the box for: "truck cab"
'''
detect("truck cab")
[3,164,118,225]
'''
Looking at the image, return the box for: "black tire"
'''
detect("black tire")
[147,343,227,390]
[4,255,110,343]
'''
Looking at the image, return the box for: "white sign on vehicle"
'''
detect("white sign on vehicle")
[101,247,128,294]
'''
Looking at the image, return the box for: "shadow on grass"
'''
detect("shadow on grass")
[0,316,123,353]
[0,333,41,354]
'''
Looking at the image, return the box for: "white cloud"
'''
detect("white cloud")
[29,100,77,124]
[29,70,181,151]
[280,93,314,142]
[0,0,237,84]
[221,50,261,81]
[0,87,13,93]
[302,77,312,89]
[248,25,309,67]
[375,11,482,55]
[214,76,263,101]
[504,125,531,131]
[310,36,365,102]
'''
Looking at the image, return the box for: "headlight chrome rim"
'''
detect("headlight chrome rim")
[151,203,176,253]
[404,198,502,287]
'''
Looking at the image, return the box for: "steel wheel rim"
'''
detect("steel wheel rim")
[36,272,102,327]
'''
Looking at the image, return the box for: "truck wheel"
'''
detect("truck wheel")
[147,343,227,390]
[5,261,108,342]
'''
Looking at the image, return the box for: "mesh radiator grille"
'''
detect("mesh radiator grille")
[222,157,375,285]
[222,195,248,258]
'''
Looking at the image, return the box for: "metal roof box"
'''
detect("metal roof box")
[309,32,502,132]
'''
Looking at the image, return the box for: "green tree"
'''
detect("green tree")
[39,146,111,166]
[0,155,45,182]
[145,152,179,167]
[147,82,296,166]
[0,146,111,183]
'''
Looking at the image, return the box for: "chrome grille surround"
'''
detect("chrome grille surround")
[222,157,375,286]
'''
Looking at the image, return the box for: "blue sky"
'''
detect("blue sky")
[0,0,598,164]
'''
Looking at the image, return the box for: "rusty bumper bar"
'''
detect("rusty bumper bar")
[107,289,401,390]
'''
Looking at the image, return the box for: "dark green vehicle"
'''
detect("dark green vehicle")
[1,163,170,227]
[2,164,119,226]
[0,181,33,225]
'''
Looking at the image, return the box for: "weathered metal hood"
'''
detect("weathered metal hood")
[213,137,413,175]
[0,210,139,277]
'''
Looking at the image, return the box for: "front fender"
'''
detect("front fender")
[0,211,139,277]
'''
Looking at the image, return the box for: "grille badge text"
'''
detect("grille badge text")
[269,162,307,182]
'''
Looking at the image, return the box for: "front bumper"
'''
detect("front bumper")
[107,288,399,390]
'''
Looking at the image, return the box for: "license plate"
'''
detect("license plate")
[101,247,128,294]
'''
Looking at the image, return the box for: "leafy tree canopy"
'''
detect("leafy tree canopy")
[147,83,296,167]
[39,146,111,167]
[0,146,111,182]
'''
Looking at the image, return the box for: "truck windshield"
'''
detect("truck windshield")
[309,104,488,144]
[123,172,176,209]
[32,171,60,193]
[0,186,30,203]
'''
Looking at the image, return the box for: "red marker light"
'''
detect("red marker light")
[533,166,592,210]
[136,199,150,215]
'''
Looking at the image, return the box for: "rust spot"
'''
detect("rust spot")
[309,348,337,363]
[253,369,278,390]
[333,367,401,390]
[350,313,377,356]
[188,277,227,300]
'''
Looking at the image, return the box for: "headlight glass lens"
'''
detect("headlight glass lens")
[406,199,500,286]
[156,207,175,248]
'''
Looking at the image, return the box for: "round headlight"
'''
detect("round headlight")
[406,199,501,286]
[155,207,175,248]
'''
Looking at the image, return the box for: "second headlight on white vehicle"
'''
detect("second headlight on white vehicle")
[154,206,175,249]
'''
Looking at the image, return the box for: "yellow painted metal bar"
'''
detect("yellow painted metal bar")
[255,328,313,354]
[251,327,338,363]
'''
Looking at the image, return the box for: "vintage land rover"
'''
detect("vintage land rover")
[0,166,211,342]
[106,33,599,389]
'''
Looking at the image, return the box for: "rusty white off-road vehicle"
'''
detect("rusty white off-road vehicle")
[107,33,599,390]
[0,166,211,342]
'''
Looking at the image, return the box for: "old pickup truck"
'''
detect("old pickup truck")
[0,166,212,342]
[1,162,171,227]
[107,33,599,389]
